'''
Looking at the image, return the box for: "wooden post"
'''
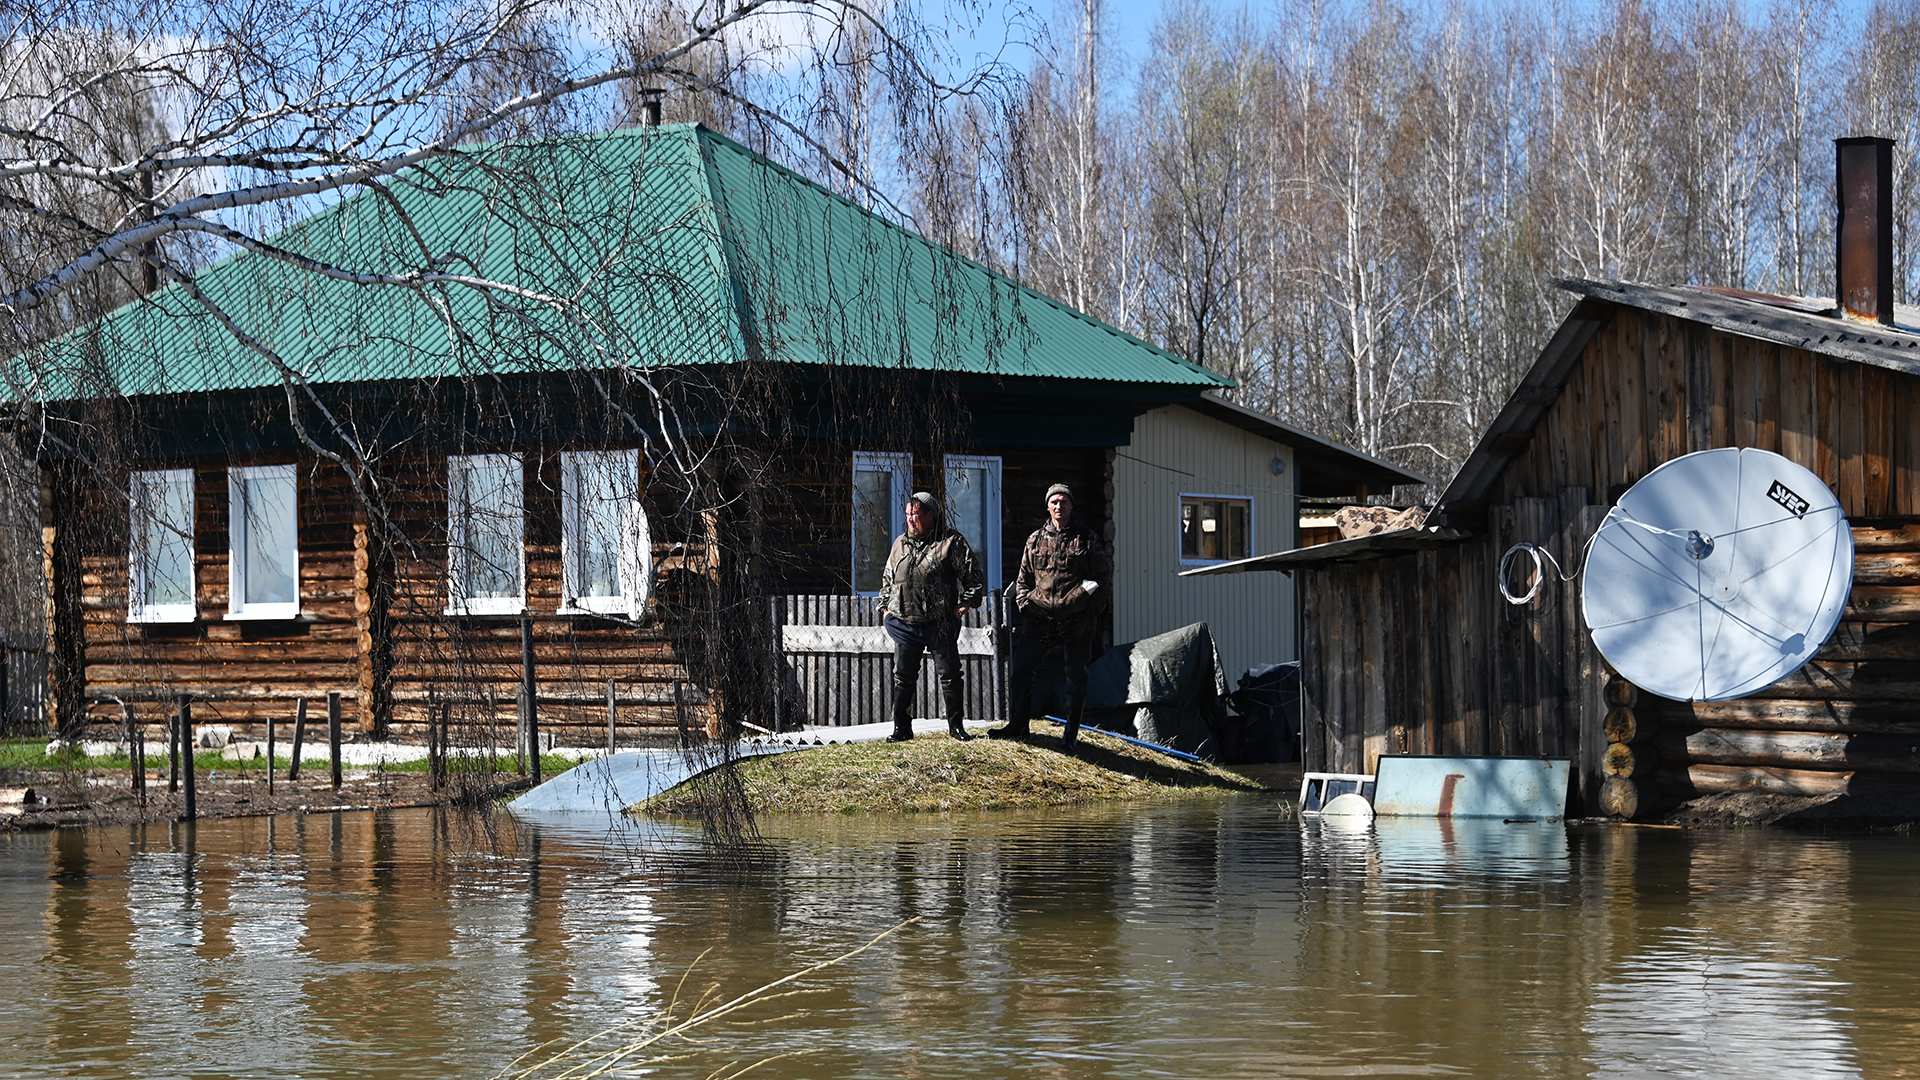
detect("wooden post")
[289,697,307,781]
[124,701,144,806]
[673,680,686,740]
[179,698,195,821]
[521,617,540,784]
[266,712,276,796]
[432,701,449,791]
[768,596,783,733]
[328,691,342,791]
[168,702,180,792]
[606,679,617,753]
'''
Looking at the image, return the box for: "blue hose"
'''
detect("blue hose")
[1044,717,1204,763]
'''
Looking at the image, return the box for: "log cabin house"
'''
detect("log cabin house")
[9,122,1409,748]
[1187,138,1920,819]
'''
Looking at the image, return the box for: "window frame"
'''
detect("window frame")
[558,449,651,619]
[226,463,302,620]
[129,468,198,624]
[1178,492,1255,566]
[446,453,527,617]
[942,454,1003,590]
[851,451,912,596]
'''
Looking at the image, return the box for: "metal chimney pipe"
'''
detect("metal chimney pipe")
[1836,136,1896,325]
[639,89,663,127]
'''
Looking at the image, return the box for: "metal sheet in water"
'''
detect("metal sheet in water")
[1371,755,1569,819]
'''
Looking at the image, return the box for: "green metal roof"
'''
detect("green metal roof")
[20,125,1229,400]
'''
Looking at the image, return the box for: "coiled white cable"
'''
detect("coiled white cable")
[1498,542,1574,605]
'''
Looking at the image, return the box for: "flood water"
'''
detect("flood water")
[3,798,1919,1079]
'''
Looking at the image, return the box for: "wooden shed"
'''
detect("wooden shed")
[1183,137,1920,815]
[1190,269,1920,816]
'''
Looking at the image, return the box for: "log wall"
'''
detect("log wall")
[1301,305,1920,816]
[59,440,1111,742]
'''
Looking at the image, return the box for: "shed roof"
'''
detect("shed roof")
[1436,278,1920,515]
[1182,391,1431,496]
[1183,276,1920,576]
[20,124,1230,401]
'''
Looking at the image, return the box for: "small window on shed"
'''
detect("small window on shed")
[448,453,525,616]
[130,468,196,623]
[1180,495,1252,563]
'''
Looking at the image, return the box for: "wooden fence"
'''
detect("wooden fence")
[774,594,1007,727]
[2,639,46,737]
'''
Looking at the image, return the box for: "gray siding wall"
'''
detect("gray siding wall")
[1111,405,1296,685]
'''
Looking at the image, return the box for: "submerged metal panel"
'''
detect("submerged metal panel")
[1371,756,1570,819]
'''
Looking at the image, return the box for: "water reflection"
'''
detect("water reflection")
[1,804,1917,1078]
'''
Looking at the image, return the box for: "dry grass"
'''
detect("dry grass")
[635,721,1267,815]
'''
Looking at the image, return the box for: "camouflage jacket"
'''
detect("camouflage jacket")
[878,527,986,626]
[1014,519,1112,624]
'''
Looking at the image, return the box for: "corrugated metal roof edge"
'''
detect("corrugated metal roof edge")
[686,125,1233,389]
[1183,391,1431,491]
[24,124,1231,401]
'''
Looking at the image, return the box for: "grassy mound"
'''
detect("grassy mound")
[635,721,1268,815]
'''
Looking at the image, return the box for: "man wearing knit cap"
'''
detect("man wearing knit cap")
[877,491,986,742]
[991,483,1112,751]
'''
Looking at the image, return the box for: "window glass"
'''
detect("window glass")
[561,449,646,615]
[242,473,297,604]
[228,464,299,617]
[852,453,910,594]
[450,454,524,610]
[943,455,1002,589]
[130,469,195,619]
[1180,495,1252,563]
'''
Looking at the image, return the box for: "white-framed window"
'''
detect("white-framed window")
[852,451,911,595]
[227,464,300,619]
[129,468,196,623]
[447,453,525,616]
[1180,493,1253,564]
[944,454,1003,590]
[560,449,651,618]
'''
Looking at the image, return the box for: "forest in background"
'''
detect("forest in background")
[3,0,1920,674]
[739,0,1920,489]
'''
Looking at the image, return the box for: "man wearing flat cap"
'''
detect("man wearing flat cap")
[992,483,1112,752]
[878,491,986,742]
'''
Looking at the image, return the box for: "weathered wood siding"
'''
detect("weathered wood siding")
[1112,404,1297,683]
[1303,305,1920,814]
[1301,491,1610,813]
[1491,307,1920,515]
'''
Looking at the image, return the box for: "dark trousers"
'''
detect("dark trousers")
[891,639,965,729]
[1006,626,1093,742]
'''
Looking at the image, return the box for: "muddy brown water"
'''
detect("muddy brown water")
[3,799,1918,1078]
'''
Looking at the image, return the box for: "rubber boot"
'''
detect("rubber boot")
[1060,699,1086,754]
[942,682,971,741]
[886,697,915,742]
[986,721,1028,741]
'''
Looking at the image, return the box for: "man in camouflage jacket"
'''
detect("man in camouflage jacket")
[991,483,1112,751]
[878,492,986,741]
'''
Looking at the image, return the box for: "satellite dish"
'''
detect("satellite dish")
[1582,447,1853,702]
